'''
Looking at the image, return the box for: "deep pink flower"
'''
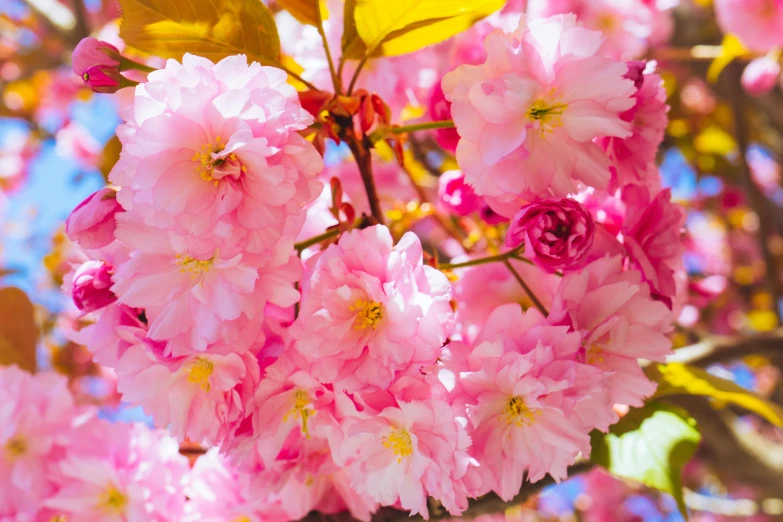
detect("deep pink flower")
[442,15,635,202]
[549,256,673,405]
[437,170,482,216]
[505,198,595,272]
[742,56,781,96]
[429,83,460,152]
[71,260,116,314]
[292,226,453,390]
[72,37,121,88]
[65,187,122,249]
[621,185,686,302]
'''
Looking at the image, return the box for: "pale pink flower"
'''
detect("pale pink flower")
[505,198,595,272]
[742,55,781,95]
[71,260,116,314]
[110,53,323,257]
[549,256,673,406]
[0,367,81,519]
[600,65,669,192]
[55,122,102,170]
[338,400,472,518]
[45,419,189,522]
[456,305,603,499]
[714,0,783,52]
[442,15,635,201]
[111,215,297,356]
[292,226,453,390]
[65,187,122,250]
[621,185,686,303]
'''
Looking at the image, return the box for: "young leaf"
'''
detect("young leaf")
[591,402,700,518]
[277,0,326,27]
[0,287,38,373]
[353,0,503,57]
[118,0,280,66]
[342,0,366,59]
[649,362,783,427]
[707,34,748,83]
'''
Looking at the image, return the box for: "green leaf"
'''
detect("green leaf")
[277,0,326,26]
[353,0,503,57]
[0,287,38,373]
[649,362,783,427]
[591,402,700,518]
[118,0,280,66]
[342,0,366,59]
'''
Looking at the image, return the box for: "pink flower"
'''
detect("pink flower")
[72,37,121,90]
[442,15,635,201]
[65,187,122,249]
[455,305,604,500]
[292,226,453,390]
[0,367,82,519]
[71,260,117,314]
[437,170,482,216]
[549,256,673,406]
[599,64,669,192]
[338,400,472,518]
[111,215,295,356]
[742,55,781,96]
[55,122,101,170]
[715,0,783,52]
[110,53,322,257]
[505,198,595,272]
[429,83,460,152]
[45,419,189,522]
[621,185,686,303]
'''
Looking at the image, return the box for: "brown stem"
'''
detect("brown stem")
[503,259,549,316]
[345,135,385,225]
[730,63,783,324]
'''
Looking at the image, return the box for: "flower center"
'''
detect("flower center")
[176,253,214,279]
[382,429,413,463]
[584,344,606,365]
[349,298,383,330]
[192,136,246,185]
[187,358,214,392]
[283,390,315,438]
[526,93,568,136]
[596,12,617,32]
[97,485,127,515]
[501,396,540,426]
[5,436,27,459]
[232,517,252,522]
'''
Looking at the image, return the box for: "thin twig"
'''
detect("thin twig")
[391,120,455,134]
[439,249,520,270]
[280,65,320,92]
[317,15,341,94]
[347,52,372,95]
[503,259,548,316]
[295,228,341,251]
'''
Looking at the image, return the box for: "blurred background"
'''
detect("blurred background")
[4,0,783,520]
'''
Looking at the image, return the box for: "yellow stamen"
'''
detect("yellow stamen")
[187,358,214,392]
[382,429,413,463]
[175,253,215,279]
[500,396,541,427]
[232,517,252,522]
[349,298,383,330]
[283,390,315,438]
[97,485,127,515]
[5,436,27,459]
[192,136,244,184]
[585,344,605,365]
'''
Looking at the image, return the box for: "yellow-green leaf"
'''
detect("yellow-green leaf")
[277,0,327,26]
[707,34,748,83]
[342,0,366,59]
[353,0,503,57]
[649,362,783,427]
[118,0,280,66]
[0,287,38,373]
[591,402,700,519]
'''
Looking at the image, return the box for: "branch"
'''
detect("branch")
[391,120,455,134]
[503,259,548,316]
[667,329,783,367]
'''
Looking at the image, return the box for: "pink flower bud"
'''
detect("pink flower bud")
[72,38,121,93]
[429,83,460,152]
[742,56,780,96]
[505,198,595,272]
[65,188,122,249]
[71,260,116,314]
[437,170,481,216]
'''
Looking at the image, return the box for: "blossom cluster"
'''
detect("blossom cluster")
[57,10,686,522]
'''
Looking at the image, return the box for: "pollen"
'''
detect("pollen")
[500,396,541,427]
[585,344,605,365]
[187,358,214,392]
[382,428,413,463]
[283,390,315,438]
[176,253,214,279]
[192,135,243,185]
[349,298,383,330]
[5,436,27,459]
[526,92,568,136]
[97,484,127,515]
